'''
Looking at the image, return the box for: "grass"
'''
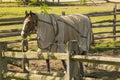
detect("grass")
[0,3,120,53]
[0,3,116,18]
[0,2,23,7]
[0,25,22,30]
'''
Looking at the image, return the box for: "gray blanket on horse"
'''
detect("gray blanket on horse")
[36,13,93,52]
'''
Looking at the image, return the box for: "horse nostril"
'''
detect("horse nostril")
[21,32,27,38]
[23,34,27,39]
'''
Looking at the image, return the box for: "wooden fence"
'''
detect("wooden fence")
[1,41,120,80]
[87,4,120,40]
[0,41,81,80]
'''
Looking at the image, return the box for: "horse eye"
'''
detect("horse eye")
[26,22,31,25]
[28,21,30,24]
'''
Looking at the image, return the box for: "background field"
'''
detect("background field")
[0,3,120,53]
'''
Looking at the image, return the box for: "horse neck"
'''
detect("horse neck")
[36,13,55,42]
[36,13,49,31]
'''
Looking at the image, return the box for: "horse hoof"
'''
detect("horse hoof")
[47,69,50,73]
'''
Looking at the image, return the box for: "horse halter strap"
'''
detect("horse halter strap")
[29,14,38,33]
[49,14,59,37]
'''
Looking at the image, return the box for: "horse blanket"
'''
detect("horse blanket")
[36,12,93,52]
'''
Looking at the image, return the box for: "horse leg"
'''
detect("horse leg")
[79,51,87,77]
[46,59,50,72]
[61,60,67,72]
[79,62,84,77]
[37,48,51,72]
[57,43,67,72]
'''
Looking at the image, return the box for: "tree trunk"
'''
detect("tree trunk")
[58,0,60,3]
[52,0,54,3]
[106,0,109,2]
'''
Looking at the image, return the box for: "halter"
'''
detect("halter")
[22,14,38,37]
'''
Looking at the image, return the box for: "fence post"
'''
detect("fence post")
[0,42,3,80]
[22,39,28,52]
[0,42,8,80]
[67,40,82,80]
[22,55,29,73]
[22,39,29,72]
[113,4,117,41]
[62,11,65,16]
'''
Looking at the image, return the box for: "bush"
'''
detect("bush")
[28,0,41,6]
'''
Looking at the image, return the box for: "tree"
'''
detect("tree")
[52,0,54,3]
[23,0,29,5]
[58,0,60,3]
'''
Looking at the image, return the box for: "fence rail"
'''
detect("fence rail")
[1,41,120,80]
[3,51,120,65]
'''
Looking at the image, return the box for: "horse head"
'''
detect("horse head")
[21,11,38,38]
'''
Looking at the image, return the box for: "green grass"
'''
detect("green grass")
[0,25,22,30]
[0,3,115,18]
[0,2,23,7]
[0,3,120,53]
[90,41,120,53]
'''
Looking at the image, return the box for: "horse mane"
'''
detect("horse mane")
[24,12,37,19]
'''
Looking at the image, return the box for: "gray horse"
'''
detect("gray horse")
[21,11,93,73]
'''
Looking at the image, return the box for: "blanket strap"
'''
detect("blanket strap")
[49,14,59,37]
[57,19,87,39]
[38,19,53,26]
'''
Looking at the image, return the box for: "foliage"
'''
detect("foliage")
[28,0,41,6]
[40,3,50,14]
[15,0,22,2]
[82,0,87,5]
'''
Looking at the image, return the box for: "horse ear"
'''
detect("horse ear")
[30,11,32,15]
[25,11,28,16]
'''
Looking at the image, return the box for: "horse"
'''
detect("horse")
[21,11,93,73]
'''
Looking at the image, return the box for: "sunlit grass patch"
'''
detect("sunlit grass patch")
[90,40,120,53]
[0,3,120,53]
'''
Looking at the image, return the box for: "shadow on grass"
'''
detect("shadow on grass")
[89,41,120,54]
[87,69,120,80]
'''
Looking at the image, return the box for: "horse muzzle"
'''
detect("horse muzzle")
[21,31,27,39]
